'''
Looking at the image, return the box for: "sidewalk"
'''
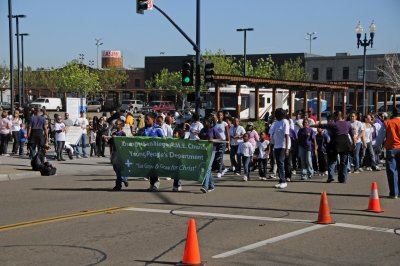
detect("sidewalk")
[0,155,42,181]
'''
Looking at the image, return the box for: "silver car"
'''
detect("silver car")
[86,101,102,112]
[0,101,11,111]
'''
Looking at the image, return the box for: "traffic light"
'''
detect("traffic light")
[136,0,148,14]
[204,61,214,84]
[181,60,194,86]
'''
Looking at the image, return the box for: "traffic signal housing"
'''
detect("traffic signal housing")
[204,61,215,84]
[136,0,148,14]
[181,60,194,87]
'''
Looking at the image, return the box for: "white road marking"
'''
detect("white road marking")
[212,224,325,258]
[125,207,396,234]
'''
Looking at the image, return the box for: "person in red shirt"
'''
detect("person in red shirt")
[308,108,317,123]
[383,106,400,199]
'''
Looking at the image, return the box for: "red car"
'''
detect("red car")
[141,101,176,113]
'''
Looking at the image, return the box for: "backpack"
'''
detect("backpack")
[40,162,57,176]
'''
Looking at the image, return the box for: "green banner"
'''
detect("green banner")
[114,137,213,182]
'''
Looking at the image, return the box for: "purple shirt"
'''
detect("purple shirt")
[297,127,316,151]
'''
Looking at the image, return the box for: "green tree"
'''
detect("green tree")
[274,57,309,81]
[202,49,241,76]
[97,68,128,92]
[54,62,101,96]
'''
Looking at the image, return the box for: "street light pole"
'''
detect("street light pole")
[95,38,103,69]
[13,14,27,106]
[20,33,29,104]
[305,32,317,54]
[8,0,14,111]
[236,28,254,77]
[356,21,376,115]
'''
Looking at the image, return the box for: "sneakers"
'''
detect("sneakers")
[258,177,267,181]
[358,168,364,172]
[286,178,291,182]
[235,172,241,176]
[268,174,277,179]
[148,181,160,192]
[112,185,122,191]
[172,186,182,192]
[364,167,372,171]
[201,187,214,193]
[274,183,287,189]
[76,155,82,159]
[353,170,360,174]
[291,170,297,175]
[373,166,381,171]
[388,195,398,199]
[301,176,308,180]
[217,173,222,178]
[326,178,335,183]
[243,175,248,182]
[123,181,129,187]
[82,155,88,158]
[221,168,228,176]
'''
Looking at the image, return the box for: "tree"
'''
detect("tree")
[54,62,101,96]
[275,57,309,81]
[202,49,241,76]
[97,68,128,92]
[377,53,400,95]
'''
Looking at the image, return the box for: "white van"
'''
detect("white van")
[30,98,63,111]
[120,99,144,113]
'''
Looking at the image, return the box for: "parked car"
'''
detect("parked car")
[0,101,11,111]
[141,101,176,113]
[120,99,144,113]
[86,100,102,112]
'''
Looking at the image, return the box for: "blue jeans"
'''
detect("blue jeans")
[202,151,216,190]
[298,146,314,178]
[328,152,349,183]
[241,155,251,178]
[229,145,239,172]
[215,143,226,173]
[75,134,87,157]
[385,149,400,197]
[352,142,362,170]
[274,148,286,184]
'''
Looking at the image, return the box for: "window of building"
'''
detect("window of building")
[312,68,319,80]
[326,67,333,80]
[342,67,349,80]
[135,79,141,88]
[357,67,363,80]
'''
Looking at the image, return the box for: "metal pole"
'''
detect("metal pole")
[309,37,312,54]
[243,30,247,77]
[21,34,26,104]
[195,0,201,115]
[8,0,14,111]
[15,17,21,105]
[362,34,367,115]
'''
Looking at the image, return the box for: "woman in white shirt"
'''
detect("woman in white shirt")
[54,116,67,161]
[362,114,378,171]
[11,110,22,155]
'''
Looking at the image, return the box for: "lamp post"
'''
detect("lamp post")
[19,33,28,104]
[79,53,85,64]
[95,38,103,69]
[13,14,27,106]
[236,28,254,77]
[7,0,14,111]
[356,21,376,115]
[305,32,317,54]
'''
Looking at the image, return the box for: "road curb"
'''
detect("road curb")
[0,171,42,181]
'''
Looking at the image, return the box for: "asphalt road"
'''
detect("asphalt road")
[0,153,399,265]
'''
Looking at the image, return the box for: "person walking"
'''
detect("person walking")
[214,111,230,178]
[350,112,364,173]
[269,108,291,189]
[0,111,12,156]
[11,109,23,155]
[54,116,66,161]
[229,117,246,175]
[27,108,48,158]
[297,119,317,180]
[74,111,89,158]
[238,133,254,181]
[383,106,400,199]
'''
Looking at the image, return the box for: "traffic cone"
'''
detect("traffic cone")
[316,191,334,224]
[177,219,205,266]
[366,182,384,213]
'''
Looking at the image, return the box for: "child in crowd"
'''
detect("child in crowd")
[237,133,254,181]
[89,121,97,157]
[257,132,269,180]
[316,127,330,176]
[19,123,27,156]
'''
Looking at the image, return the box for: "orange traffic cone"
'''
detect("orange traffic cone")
[177,219,205,266]
[316,191,334,224]
[366,182,384,213]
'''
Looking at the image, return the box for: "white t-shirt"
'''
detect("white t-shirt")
[237,141,254,157]
[161,123,173,138]
[189,121,204,140]
[269,119,291,149]
[363,123,374,143]
[214,121,228,140]
[54,122,66,141]
[257,140,270,159]
[11,118,22,132]
[351,120,364,143]
[74,117,89,135]
[229,125,246,146]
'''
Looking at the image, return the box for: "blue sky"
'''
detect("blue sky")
[1,0,399,69]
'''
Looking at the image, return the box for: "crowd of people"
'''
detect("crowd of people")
[0,103,399,199]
